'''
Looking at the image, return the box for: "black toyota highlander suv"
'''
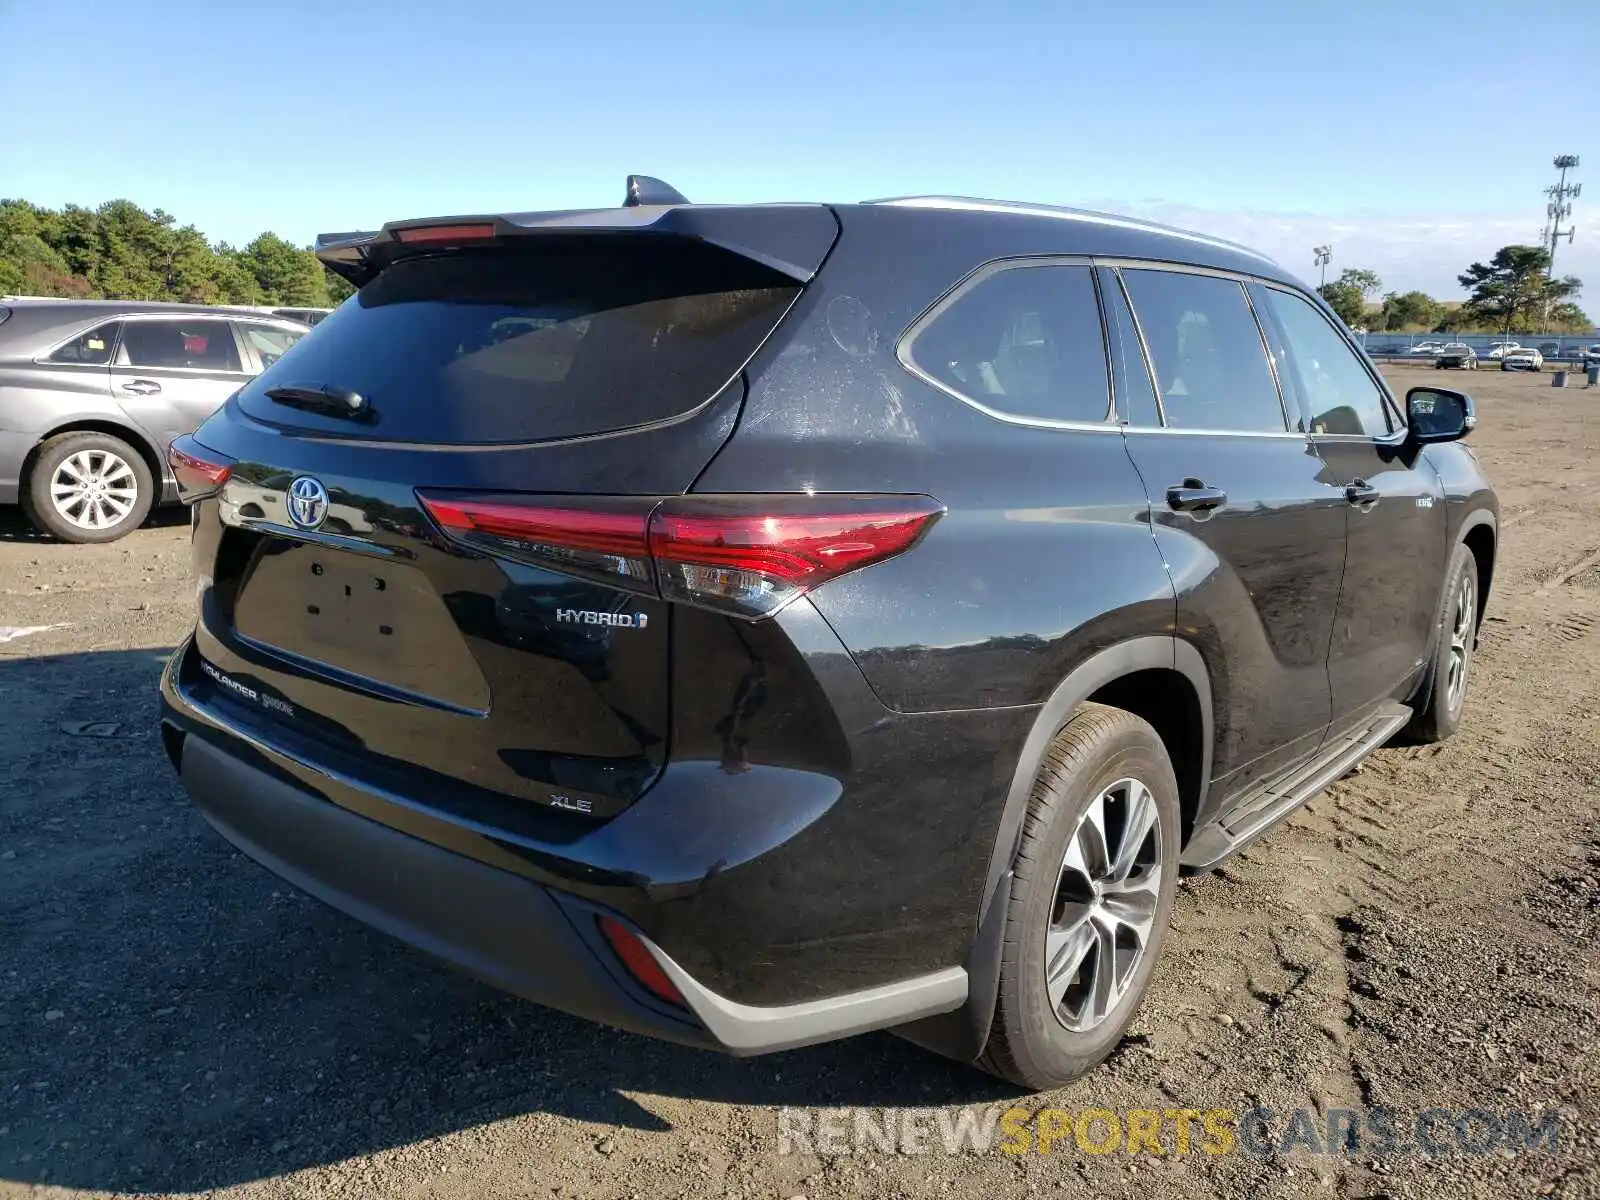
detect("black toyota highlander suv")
[160,177,1497,1089]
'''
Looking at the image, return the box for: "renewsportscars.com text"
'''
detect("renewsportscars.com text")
[776,1105,1562,1159]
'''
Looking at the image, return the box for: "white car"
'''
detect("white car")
[1409,341,1445,356]
[1487,341,1524,359]
[1500,347,1544,371]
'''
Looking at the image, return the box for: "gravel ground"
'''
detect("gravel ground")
[2,366,1597,1199]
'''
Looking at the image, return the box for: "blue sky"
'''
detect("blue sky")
[2,0,1595,297]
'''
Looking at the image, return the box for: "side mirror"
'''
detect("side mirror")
[1406,386,1475,443]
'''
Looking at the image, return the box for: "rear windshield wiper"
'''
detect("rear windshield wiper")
[264,383,371,420]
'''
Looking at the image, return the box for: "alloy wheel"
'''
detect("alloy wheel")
[1044,777,1164,1032]
[50,449,139,532]
[1446,572,1475,712]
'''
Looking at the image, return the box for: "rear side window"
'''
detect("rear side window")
[49,321,120,365]
[1259,287,1393,437]
[120,319,242,371]
[1120,269,1286,433]
[240,323,305,371]
[236,242,800,443]
[903,263,1112,424]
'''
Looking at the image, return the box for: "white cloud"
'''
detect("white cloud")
[1085,199,1599,305]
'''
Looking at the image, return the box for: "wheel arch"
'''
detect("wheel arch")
[22,419,172,504]
[1459,511,1496,630]
[894,635,1213,1064]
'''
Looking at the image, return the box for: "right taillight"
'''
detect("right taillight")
[649,495,943,618]
[168,435,234,501]
[416,491,943,620]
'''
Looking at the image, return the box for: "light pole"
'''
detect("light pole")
[1313,245,1332,290]
[1544,154,1580,276]
[1542,155,1580,327]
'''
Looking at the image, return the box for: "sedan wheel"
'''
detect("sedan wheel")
[50,448,140,532]
[22,431,155,544]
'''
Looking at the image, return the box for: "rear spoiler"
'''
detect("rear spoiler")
[316,179,839,289]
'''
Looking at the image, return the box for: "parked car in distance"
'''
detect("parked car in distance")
[0,300,310,541]
[1583,344,1600,365]
[159,177,1497,1091]
[1538,342,1560,357]
[1500,347,1544,371]
[1486,341,1523,359]
[269,306,333,327]
[1436,343,1479,370]
[1409,341,1445,356]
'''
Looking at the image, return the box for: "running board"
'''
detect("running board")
[1181,702,1411,870]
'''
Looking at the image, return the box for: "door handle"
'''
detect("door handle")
[1166,481,1228,514]
[118,379,162,396]
[1345,480,1380,510]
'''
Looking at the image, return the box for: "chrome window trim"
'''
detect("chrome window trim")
[1120,425,1310,441]
[1111,260,1296,435]
[897,255,1120,432]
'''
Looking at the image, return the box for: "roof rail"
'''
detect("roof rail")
[624,175,690,207]
[864,195,1279,266]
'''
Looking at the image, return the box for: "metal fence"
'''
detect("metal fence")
[1360,332,1598,359]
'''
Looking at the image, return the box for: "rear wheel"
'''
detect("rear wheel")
[22,431,154,544]
[1406,543,1479,743]
[978,703,1180,1089]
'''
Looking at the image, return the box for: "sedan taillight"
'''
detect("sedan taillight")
[168,435,234,501]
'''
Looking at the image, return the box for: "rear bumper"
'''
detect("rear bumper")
[161,638,966,1056]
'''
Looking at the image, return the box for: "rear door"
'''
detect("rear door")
[111,316,251,450]
[1111,265,1347,793]
[1251,283,1444,729]
[184,231,822,821]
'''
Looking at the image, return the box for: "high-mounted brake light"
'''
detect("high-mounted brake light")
[416,492,943,620]
[168,435,234,501]
[391,223,497,244]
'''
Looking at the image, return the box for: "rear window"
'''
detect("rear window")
[236,241,800,443]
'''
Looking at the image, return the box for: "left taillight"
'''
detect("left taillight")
[416,492,943,620]
[167,435,234,501]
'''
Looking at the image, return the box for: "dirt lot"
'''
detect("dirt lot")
[2,366,1598,1199]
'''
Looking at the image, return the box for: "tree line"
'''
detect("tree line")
[0,199,355,308]
[1317,245,1589,335]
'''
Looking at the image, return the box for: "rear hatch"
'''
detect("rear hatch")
[180,213,836,822]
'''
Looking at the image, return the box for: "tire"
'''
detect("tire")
[978,703,1181,1090]
[1406,543,1479,743]
[21,431,155,544]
